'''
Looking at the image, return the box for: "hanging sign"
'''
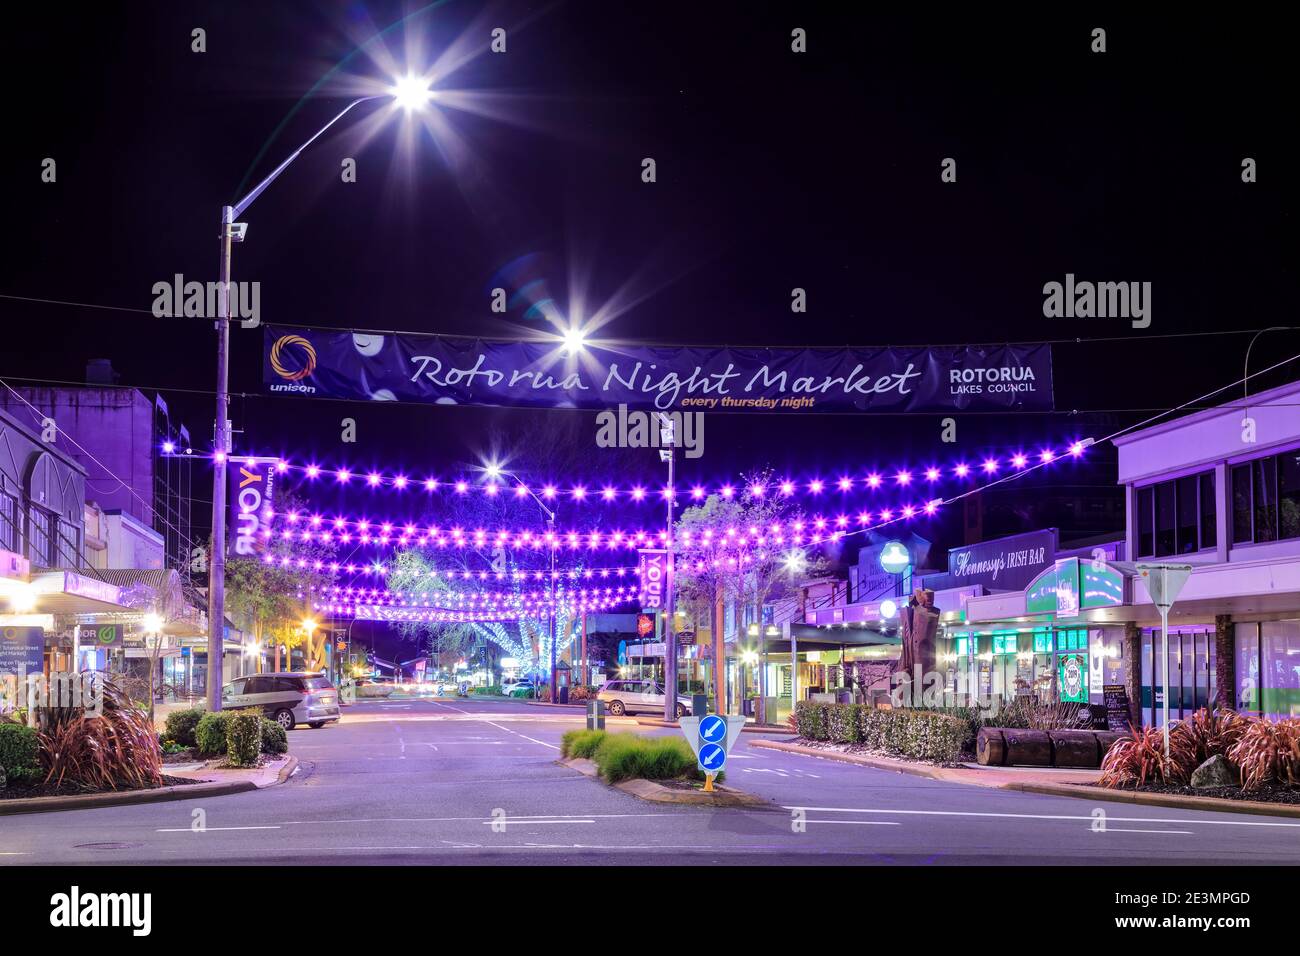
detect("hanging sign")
[229,460,276,556]
[638,549,667,610]
[263,326,1054,414]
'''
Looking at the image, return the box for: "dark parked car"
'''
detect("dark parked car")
[221,672,340,730]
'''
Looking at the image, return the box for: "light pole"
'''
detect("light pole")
[207,85,432,713]
[657,414,677,721]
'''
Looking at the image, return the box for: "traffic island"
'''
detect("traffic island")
[634,715,796,735]
[559,756,774,809]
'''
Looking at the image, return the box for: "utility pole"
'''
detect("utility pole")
[659,415,677,722]
[207,205,234,714]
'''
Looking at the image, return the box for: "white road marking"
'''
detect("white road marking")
[803,820,901,826]
[784,806,1300,828]
[482,819,596,825]
[155,826,283,833]
[1100,828,1194,834]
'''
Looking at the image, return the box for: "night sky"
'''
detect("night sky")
[1,3,1293,583]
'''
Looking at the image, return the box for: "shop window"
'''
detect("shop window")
[0,491,16,552]
[1231,464,1253,543]
[1280,450,1300,541]
[27,507,52,566]
[1175,476,1197,554]
[1199,472,1216,549]
[1137,486,1154,556]
[992,633,1017,655]
[1235,623,1260,714]
[1253,457,1278,542]
[1259,621,1300,720]
[1137,471,1214,557]
[1155,482,1176,555]
[1232,449,1300,545]
[1032,630,1051,654]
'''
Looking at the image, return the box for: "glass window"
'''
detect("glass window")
[1232,464,1253,543]
[1253,457,1278,542]
[1137,486,1154,556]
[27,507,51,565]
[56,518,80,567]
[1235,623,1259,714]
[1280,450,1300,541]
[1199,472,1216,549]
[1155,482,1176,556]
[0,492,16,552]
[1176,475,1197,553]
[1259,621,1300,720]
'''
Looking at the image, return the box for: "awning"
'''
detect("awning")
[28,570,130,614]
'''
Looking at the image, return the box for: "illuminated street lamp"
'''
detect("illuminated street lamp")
[207,80,435,712]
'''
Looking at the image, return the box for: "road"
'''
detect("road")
[4,698,1300,865]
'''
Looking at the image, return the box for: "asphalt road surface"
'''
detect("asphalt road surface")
[4,698,1300,865]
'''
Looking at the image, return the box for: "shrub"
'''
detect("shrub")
[1100,725,1198,788]
[194,712,229,756]
[225,710,262,767]
[592,732,698,783]
[38,677,163,791]
[861,708,969,762]
[0,722,41,784]
[473,685,503,696]
[1183,707,1252,764]
[1227,718,1300,791]
[260,718,288,755]
[568,685,591,702]
[561,728,606,759]
[163,707,205,748]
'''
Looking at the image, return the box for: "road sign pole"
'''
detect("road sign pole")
[1160,604,1170,759]
[703,773,714,793]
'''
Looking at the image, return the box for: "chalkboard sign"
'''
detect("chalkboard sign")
[1103,684,1132,732]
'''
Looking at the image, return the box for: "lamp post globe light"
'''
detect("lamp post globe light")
[207,80,433,713]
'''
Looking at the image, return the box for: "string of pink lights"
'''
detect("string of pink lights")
[261,555,643,578]
[313,593,630,620]
[305,583,639,604]
[193,437,1090,503]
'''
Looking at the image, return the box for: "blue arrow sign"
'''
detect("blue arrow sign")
[699,714,726,743]
[699,743,726,773]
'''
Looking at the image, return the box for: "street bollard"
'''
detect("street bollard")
[586,698,605,731]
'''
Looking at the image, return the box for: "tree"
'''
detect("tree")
[673,472,829,713]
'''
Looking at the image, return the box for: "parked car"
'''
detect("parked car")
[221,672,341,730]
[596,679,691,717]
[506,679,538,698]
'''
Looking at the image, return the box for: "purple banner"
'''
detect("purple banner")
[229,460,276,557]
[263,326,1053,413]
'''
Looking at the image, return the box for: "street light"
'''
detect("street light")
[208,83,434,713]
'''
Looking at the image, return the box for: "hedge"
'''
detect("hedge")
[795,702,969,763]
[0,722,41,784]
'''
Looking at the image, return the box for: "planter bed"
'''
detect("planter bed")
[1,772,201,802]
[1089,780,1300,805]
[792,736,972,768]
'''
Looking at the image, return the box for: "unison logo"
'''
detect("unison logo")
[49,886,151,937]
[1042,273,1151,329]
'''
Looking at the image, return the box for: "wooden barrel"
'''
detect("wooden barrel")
[976,727,1006,766]
[1048,730,1102,767]
[1004,729,1053,766]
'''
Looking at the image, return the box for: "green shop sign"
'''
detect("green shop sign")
[1026,558,1126,618]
